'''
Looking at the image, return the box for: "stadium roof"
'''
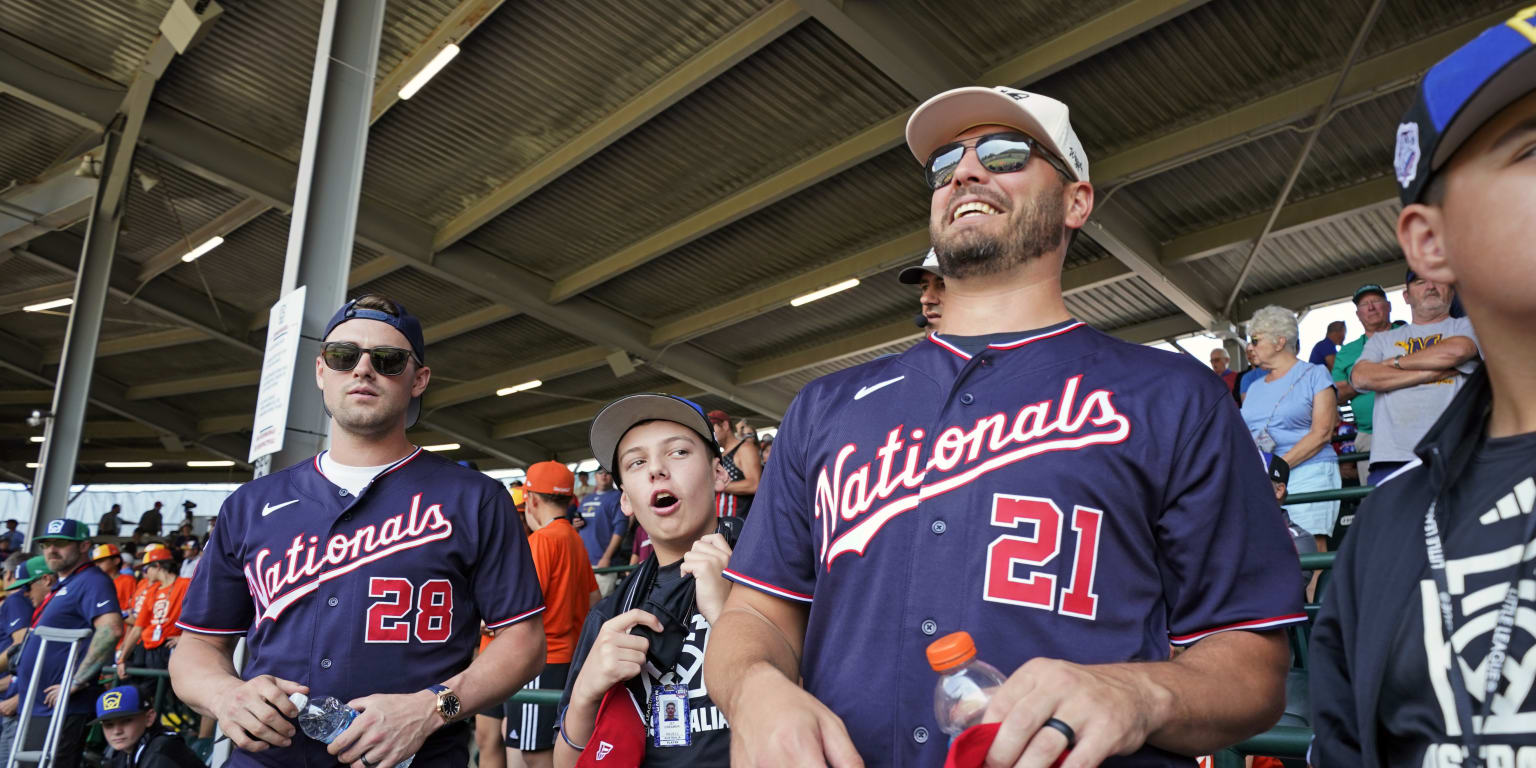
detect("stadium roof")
[0,0,1519,482]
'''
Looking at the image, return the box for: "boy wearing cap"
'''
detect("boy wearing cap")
[170,294,546,768]
[8,519,122,768]
[92,685,202,768]
[1311,8,1536,765]
[92,543,139,618]
[554,394,735,768]
[897,248,945,332]
[511,461,599,768]
[707,85,1302,768]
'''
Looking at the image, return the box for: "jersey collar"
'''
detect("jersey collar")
[926,320,1086,361]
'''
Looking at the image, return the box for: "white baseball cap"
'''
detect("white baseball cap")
[897,249,941,285]
[905,86,1089,183]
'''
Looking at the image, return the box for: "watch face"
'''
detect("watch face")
[441,692,461,719]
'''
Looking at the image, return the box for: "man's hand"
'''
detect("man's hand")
[726,665,863,768]
[596,554,611,569]
[571,609,663,705]
[42,682,84,708]
[0,695,15,718]
[572,515,586,530]
[982,658,1171,768]
[116,659,129,680]
[211,674,308,752]
[679,533,733,624]
[330,690,442,768]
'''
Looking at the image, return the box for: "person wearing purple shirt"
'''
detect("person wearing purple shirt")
[1307,321,1346,370]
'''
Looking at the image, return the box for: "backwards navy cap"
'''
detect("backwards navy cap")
[1395,8,1536,205]
[322,297,427,428]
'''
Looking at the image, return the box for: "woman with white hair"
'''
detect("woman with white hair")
[1240,305,1340,565]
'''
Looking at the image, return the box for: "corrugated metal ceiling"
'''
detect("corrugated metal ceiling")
[692,274,913,363]
[0,96,91,186]
[422,315,592,384]
[3,0,164,86]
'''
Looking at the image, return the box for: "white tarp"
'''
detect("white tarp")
[0,483,241,537]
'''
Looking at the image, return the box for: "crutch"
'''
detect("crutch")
[5,626,93,768]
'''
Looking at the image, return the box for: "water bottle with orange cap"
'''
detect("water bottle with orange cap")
[926,630,1008,737]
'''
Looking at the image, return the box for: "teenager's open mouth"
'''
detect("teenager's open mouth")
[650,489,679,511]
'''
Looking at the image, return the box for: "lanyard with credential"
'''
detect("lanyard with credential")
[1423,493,1536,766]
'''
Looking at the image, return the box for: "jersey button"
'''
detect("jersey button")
[931,520,947,535]
[959,393,974,405]
[320,658,332,669]
[920,619,937,636]
[913,726,930,744]
[338,489,348,497]
[327,597,339,607]
[341,513,353,522]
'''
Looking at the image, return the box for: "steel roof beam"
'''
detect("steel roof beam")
[1160,176,1399,265]
[1092,10,1511,186]
[45,327,211,364]
[422,346,612,410]
[433,0,806,251]
[794,0,967,99]
[125,370,261,401]
[1082,203,1224,331]
[491,387,705,440]
[544,0,1206,303]
[736,318,921,386]
[0,390,54,406]
[0,150,100,251]
[0,421,159,439]
[0,281,75,314]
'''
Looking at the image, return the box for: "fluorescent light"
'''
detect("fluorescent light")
[496,379,542,396]
[421,443,460,452]
[23,298,72,312]
[791,278,859,307]
[180,236,224,263]
[398,43,460,100]
[186,460,235,468]
[28,436,44,443]
[104,461,153,469]
[25,463,38,469]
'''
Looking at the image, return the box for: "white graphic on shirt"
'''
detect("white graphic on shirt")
[853,376,905,401]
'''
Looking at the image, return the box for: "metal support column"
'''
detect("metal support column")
[252,0,385,478]
[26,38,175,545]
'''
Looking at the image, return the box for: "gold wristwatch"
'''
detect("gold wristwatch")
[427,684,460,722]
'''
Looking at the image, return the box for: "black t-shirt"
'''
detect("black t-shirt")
[1379,430,1536,765]
[561,561,730,766]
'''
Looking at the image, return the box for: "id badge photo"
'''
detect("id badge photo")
[650,684,691,748]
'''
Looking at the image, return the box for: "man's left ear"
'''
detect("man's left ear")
[412,364,431,398]
[712,458,729,494]
[1064,181,1095,231]
[1397,204,1457,285]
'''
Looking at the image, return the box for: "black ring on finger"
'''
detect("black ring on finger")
[1043,717,1077,749]
[361,758,379,768]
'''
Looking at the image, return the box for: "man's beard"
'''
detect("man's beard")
[932,184,1066,279]
[329,392,405,437]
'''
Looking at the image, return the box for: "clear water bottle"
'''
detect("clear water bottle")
[289,692,415,768]
[927,631,1008,736]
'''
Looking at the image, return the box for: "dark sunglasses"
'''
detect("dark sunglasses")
[923,131,1073,190]
[321,342,418,376]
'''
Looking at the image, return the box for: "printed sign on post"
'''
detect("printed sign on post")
[249,286,307,463]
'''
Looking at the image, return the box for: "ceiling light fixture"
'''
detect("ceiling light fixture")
[398,43,460,100]
[180,236,225,263]
[25,463,39,469]
[496,379,542,397]
[791,278,860,307]
[104,461,153,469]
[421,443,461,452]
[28,436,44,443]
[186,460,235,467]
[23,298,72,313]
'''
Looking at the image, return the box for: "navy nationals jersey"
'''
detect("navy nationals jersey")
[725,320,1306,767]
[177,448,544,767]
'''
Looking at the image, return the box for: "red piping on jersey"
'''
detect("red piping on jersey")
[1168,613,1308,645]
[312,446,424,485]
[722,569,813,603]
[174,621,246,636]
[485,604,546,630]
[927,321,1086,361]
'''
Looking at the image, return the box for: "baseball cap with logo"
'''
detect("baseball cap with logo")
[589,394,721,486]
[905,86,1090,183]
[898,249,942,285]
[9,556,49,590]
[1352,283,1388,304]
[1394,7,1536,205]
[524,461,575,496]
[37,519,89,542]
[1261,453,1290,486]
[322,297,428,428]
[92,686,149,724]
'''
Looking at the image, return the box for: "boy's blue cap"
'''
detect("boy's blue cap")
[1395,8,1536,205]
[92,686,148,723]
[589,394,721,486]
[322,297,427,428]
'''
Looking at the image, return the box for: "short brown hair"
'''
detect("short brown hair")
[351,294,403,316]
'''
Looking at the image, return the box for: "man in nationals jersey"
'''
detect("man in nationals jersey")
[169,295,546,768]
[704,87,1306,768]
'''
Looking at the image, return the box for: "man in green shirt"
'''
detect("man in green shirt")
[1331,284,1394,477]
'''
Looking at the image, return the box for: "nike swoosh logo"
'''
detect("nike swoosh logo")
[96,600,110,608]
[262,499,301,517]
[854,376,905,401]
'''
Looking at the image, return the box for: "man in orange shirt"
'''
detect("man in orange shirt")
[90,544,137,621]
[513,462,598,768]
[115,548,187,690]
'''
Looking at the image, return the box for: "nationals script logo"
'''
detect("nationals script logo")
[816,375,1129,569]
[245,493,453,623]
